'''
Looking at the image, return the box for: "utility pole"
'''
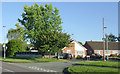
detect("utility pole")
[103,18,105,61]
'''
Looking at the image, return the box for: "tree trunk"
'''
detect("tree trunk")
[49,52,50,58]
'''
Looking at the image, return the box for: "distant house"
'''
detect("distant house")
[84,41,120,56]
[27,44,34,50]
[61,40,87,58]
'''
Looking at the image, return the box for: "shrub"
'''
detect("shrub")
[109,54,115,57]
[76,55,83,59]
[115,53,118,57]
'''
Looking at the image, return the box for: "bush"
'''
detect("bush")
[109,54,115,57]
[76,55,83,59]
[115,53,118,57]
[6,39,27,57]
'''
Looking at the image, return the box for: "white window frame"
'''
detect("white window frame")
[67,50,71,53]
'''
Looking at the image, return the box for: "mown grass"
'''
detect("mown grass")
[15,57,70,62]
[67,66,119,72]
[32,58,70,62]
[76,61,120,68]
[1,58,33,63]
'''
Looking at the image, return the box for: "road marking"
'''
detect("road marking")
[4,69,14,72]
[7,63,14,65]
[1,64,14,72]
[37,68,39,70]
[40,68,43,70]
[28,66,57,72]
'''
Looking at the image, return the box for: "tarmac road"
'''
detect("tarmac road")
[1,61,40,73]
[0,60,83,73]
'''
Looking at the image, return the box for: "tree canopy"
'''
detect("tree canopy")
[118,34,120,42]
[105,33,118,42]
[105,33,120,42]
[18,3,71,54]
[7,23,25,41]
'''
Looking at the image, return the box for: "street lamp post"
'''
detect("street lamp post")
[48,50,50,58]
[3,26,6,59]
[3,43,6,58]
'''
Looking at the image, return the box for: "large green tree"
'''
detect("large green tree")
[18,3,71,55]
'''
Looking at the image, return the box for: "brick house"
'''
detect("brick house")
[84,41,120,56]
[61,40,87,58]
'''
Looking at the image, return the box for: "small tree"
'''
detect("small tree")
[106,33,117,42]
[6,39,27,57]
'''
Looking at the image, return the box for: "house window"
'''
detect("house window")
[67,50,71,53]
[98,51,100,54]
[90,51,92,54]
[105,50,110,55]
[77,51,83,55]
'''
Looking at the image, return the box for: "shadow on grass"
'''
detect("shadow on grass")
[63,67,70,74]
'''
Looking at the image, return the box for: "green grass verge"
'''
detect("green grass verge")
[1,58,33,63]
[32,58,70,62]
[0,57,2,61]
[67,66,119,72]
[0,57,70,63]
[76,61,120,68]
[14,57,70,62]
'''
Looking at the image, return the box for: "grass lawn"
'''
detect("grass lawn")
[1,58,33,63]
[76,61,120,68]
[9,57,70,62]
[31,58,70,62]
[0,56,70,63]
[67,66,119,72]
[0,57,69,63]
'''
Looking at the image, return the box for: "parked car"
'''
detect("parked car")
[90,53,102,59]
[63,53,72,59]
[109,54,115,57]
[56,53,63,59]
[56,53,72,59]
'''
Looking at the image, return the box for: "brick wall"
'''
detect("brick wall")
[63,42,76,58]
[94,50,98,54]
[84,42,94,55]
[94,50,116,56]
[100,51,103,56]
